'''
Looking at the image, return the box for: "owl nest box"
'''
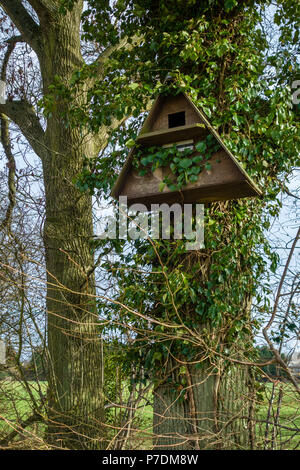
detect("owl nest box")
[111,91,261,209]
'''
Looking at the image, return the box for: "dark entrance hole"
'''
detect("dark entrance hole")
[168,111,186,128]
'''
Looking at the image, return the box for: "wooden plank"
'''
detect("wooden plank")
[125,181,260,210]
[121,150,244,199]
[136,123,207,146]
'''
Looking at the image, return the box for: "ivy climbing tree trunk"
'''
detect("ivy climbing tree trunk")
[152,229,255,450]
[153,357,253,449]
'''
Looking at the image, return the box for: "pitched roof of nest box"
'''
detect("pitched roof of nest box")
[111,91,262,210]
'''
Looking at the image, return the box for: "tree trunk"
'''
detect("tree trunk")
[153,356,252,450]
[39,6,103,449]
[152,239,254,450]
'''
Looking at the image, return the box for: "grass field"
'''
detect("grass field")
[0,379,299,449]
[255,382,300,450]
[0,380,47,447]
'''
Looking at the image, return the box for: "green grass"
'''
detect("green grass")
[0,380,47,442]
[255,382,300,450]
[0,379,299,449]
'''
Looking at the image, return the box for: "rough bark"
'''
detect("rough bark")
[152,240,254,450]
[0,1,105,448]
[39,5,104,449]
[153,355,252,450]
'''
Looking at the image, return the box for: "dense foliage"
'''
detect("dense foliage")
[52,0,300,378]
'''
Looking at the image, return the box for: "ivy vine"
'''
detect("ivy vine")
[132,134,221,191]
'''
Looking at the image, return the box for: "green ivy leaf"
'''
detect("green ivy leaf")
[179,158,192,169]
[126,138,136,148]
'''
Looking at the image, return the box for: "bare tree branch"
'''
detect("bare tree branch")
[0,37,46,162]
[93,35,140,79]
[1,36,23,77]
[0,101,46,160]
[0,410,44,447]
[284,187,300,200]
[0,36,21,231]
[263,226,300,392]
[27,0,58,24]
[0,0,41,53]
[0,114,16,232]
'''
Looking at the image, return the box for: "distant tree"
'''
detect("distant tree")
[23,346,48,381]
[256,346,288,379]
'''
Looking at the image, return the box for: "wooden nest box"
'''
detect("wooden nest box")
[111,91,262,209]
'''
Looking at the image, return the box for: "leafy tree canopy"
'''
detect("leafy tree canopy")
[47,0,300,373]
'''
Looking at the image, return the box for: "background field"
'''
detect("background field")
[1,380,299,449]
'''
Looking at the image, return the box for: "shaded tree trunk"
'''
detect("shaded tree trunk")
[39,6,104,448]
[153,356,252,450]
[152,236,255,450]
